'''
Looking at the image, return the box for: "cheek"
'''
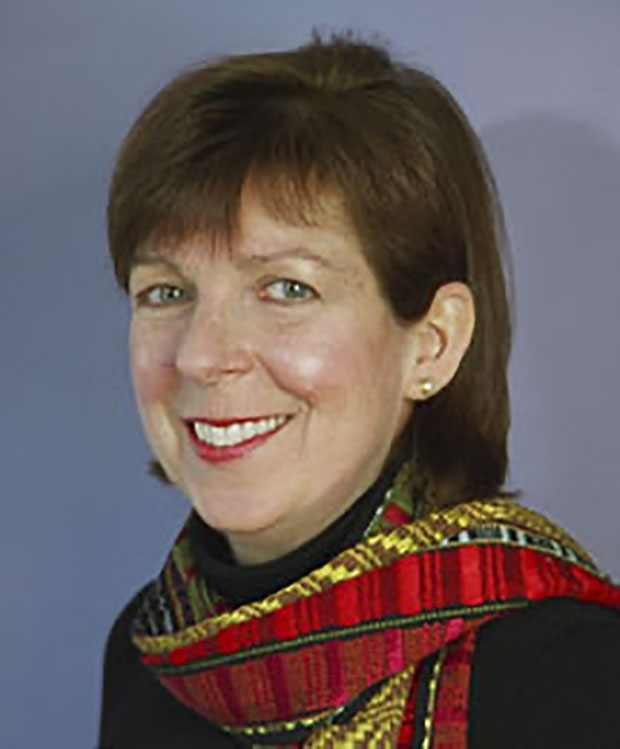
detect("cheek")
[259,313,402,406]
[267,339,339,405]
[129,322,179,403]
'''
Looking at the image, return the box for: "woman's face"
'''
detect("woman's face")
[128,190,421,563]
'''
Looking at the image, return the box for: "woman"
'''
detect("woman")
[99,33,620,748]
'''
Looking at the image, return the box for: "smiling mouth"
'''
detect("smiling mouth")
[187,415,290,448]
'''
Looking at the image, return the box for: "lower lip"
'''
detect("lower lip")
[186,419,290,464]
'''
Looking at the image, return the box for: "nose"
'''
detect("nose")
[175,299,254,384]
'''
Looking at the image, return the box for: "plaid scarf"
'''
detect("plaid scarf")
[131,462,620,747]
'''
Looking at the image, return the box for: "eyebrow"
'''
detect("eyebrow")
[131,246,345,274]
[131,253,180,270]
[242,246,342,272]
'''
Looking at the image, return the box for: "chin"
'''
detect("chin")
[189,493,286,536]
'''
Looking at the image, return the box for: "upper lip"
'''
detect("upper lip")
[185,415,290,427]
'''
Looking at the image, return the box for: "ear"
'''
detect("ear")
[404,282,475,401]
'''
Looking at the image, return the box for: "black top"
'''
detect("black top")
[98,470,620,747]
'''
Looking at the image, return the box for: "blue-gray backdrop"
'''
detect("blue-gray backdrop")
[2,1,619,746]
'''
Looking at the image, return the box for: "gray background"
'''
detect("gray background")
[2,1,619,746]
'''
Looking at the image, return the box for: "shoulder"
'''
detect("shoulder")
[470,597,620,749]
[100,584,152,709]
[98,586,241,749]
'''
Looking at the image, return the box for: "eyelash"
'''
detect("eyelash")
[259,278,317,303]
[132,278,318,308]
[134,284,186,307]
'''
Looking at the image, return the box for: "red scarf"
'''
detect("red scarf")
[132,464,620,746]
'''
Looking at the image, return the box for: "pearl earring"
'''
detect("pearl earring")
[418,378,435,397]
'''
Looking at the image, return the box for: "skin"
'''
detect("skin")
[128,189,475,563]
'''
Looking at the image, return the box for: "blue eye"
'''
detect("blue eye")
[262,279,317,302]
[136,284,186,306]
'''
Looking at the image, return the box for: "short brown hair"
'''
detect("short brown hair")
[108,32,516,509]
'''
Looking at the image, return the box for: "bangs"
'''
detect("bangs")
[108,76,412,289]
[140,155,340,260]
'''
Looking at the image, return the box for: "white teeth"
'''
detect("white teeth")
[242,421,257,441]
[194,422,209,442]
[226,423,242,445]
[193,415,287,447]
[255,420,269,435]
